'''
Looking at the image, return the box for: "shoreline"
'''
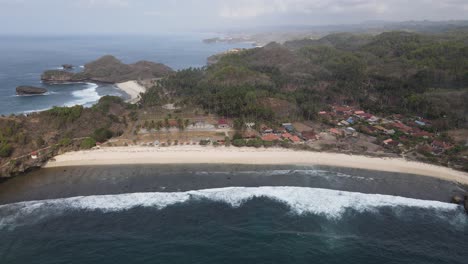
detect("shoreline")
[115,80,146,103]
[45,146,468,185]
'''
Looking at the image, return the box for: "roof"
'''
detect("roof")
[302,130,316,140]
[282,133,292,139]
[374,125,387,131]
[329,128,342,135]
[290,136,301,143]
[261,134,280,142]
[383,139,393,144]
[432,140,453,149]
[169,120,178,127]
[354,111,365,115]
[413,131,433,138]
[218,119,228,125]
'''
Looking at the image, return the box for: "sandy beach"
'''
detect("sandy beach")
[116,81,146,103]
[45,146,468,185]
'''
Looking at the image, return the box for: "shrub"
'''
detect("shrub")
[80,138,96,149]
[0,143,13,158]
[59,137,72,147]
[225,137,231,147]
[232,139,246,147]
[92,128,114,142]
[199,140,210,146]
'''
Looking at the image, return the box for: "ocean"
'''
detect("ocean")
[0,34,251,115]
[0,165,467,263]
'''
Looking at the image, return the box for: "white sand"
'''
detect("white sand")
[45,146,468,185]
[116,81,146,103]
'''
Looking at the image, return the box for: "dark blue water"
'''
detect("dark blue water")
[0,187,467,264]
[0,34,251,114]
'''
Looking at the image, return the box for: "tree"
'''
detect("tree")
[0,143,13,158]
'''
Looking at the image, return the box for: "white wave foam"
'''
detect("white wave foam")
[63,83,101,107]
[0,187,461,228]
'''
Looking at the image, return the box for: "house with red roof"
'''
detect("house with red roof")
[281,133,293,139]
[290,136,301,143]
[302,130,318,141]
[218,119,230,129]
[329,128,343,137]
[261,134,280,142]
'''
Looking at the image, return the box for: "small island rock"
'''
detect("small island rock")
[16,86,47,95]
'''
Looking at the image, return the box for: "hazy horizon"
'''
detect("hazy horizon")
[0,0,467,34]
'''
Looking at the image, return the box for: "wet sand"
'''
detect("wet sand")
[0,164,466,205]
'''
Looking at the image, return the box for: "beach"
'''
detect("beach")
[116,81,146,103]
[45,146,468,185]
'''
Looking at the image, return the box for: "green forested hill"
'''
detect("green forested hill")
[142,30,468,129]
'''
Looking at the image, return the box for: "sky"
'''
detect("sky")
[0,0,467,34]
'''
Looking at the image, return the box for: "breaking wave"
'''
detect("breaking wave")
[63,83,100,107]
[0,187,462,229]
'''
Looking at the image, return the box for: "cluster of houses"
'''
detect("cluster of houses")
[319,105,455,155]
[258,123,318,144]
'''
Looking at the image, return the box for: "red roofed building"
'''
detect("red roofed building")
[329,128,343,137]
[169,120,178,127]
[431,140,453,153]
[333,106,354,116]
[391,122,412,134]
[262,134,280,142]
[290,136,301,143]
[412,131,434,139]
[282,133,292,139]
[218,119,230,129]
[302,130,317,141]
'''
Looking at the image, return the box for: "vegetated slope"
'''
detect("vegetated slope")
[141,30,467,129]
[42,55,174,83]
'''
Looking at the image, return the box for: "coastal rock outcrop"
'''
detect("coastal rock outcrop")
[16,86,48,95]
[451,195,463,204]
[41,70,76,82]
[62,64,74,70]
[41,55,174,84]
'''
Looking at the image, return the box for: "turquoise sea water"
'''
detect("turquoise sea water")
[0,34,251,114]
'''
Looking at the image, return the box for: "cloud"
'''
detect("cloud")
[218,0,464,19]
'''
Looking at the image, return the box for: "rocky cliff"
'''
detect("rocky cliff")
[41,55,174,83]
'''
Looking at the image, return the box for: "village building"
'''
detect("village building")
[217,119,230,129]
[329,128,343,137]
[261,134,280,142]
[290,136,301,144]
[261,126,273,134]
[333,106,354,116]
[431,140,453,154]
[302,130,318,141]
[281,132,293,140]
[282,123,295,133]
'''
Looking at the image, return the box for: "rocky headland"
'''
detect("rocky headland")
[16,86,48,95]
[41,55,174,83]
